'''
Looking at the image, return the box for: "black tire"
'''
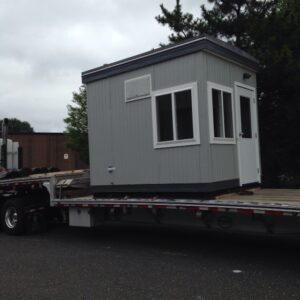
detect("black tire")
[1,198,26,235]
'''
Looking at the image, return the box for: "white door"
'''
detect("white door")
[235,83,260,185]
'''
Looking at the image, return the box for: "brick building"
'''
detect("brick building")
[8,133,88,171]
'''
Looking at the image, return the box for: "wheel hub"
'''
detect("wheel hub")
[5,207,18,229]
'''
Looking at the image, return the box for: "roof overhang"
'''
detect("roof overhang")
[82,35,259,84]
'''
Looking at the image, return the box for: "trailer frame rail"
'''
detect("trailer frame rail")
[51,197,300,217]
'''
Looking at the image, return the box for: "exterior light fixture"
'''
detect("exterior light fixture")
[243,73,252,80]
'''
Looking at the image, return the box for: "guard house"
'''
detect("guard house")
[82,35,260,197]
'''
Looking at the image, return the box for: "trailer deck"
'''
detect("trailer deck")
[217,188,300,205]
[51,188,300,217]
[0,170,87,188]
[1,168,300,234]
[2,168,300,234]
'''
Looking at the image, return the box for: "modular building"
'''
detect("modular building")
[82,35,260,197]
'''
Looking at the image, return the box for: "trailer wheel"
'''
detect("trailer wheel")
[1,198,26,235]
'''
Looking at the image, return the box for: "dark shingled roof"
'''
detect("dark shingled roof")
[82,35,259,84]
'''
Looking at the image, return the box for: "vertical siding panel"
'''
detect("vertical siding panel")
[87,50,257,187]
[195,52,212,183]
[206,54,231,86]
[206,53,236,182]
[153,56,195,90]
[211,145,237,180]
[205,53,256,182]
[109,68,159,185]
[87,80,114,186]
[152,55,201,183]
[91,55,205,185]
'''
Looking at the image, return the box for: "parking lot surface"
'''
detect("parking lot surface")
[0,224,300,300]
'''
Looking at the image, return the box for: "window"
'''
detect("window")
[240,96,252,138]
[208,82,235,144]
[175,90,194,140]
[156,94,173,141]
[152,83,200,148]
[125,74,151,102]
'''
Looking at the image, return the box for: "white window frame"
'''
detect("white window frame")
[151,82,200,149]
[207,81,235,144]
[124,74,152,103]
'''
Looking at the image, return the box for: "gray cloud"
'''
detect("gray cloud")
[0,0,205,132]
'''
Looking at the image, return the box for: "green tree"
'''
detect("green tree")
[0,118,34,133]
[156,0,300,186]
[203,0,275,47]
[64,85,89,164]
[156,0,275,47]
[255,0,300,186]
[155,0,204,43]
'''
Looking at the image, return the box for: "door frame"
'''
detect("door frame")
[234,82,261,185]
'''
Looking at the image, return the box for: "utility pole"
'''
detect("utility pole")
[0,118,8,168]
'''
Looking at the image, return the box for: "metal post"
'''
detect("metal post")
[1,118,8,168]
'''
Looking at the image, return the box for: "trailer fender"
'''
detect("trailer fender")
[42,182,51,195]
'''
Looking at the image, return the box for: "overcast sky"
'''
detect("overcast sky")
[0,0,206,132]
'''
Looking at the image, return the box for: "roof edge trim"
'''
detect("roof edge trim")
[82,36,259,84]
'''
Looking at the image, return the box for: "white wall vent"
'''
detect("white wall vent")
[125,74,151,102]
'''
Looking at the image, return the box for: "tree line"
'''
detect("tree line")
[0,118,34,133]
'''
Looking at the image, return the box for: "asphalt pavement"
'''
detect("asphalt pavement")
[0,224,300,300]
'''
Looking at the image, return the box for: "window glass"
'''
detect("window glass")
[156,94,173,141]
[240,96,252,138]
[212,89,223,138]
[210,85,234,141]
[153,84,199,147]
[175,90,193,140]
[223,92,233,138]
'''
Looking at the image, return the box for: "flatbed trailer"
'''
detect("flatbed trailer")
[0,170,88,234]
[49,173,300,234]
[4,165,295,235]
[0,171,300,235]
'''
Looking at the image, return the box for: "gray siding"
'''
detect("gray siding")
[87,80,114,186]
[125,75,151,101]
[87,50,256,187]
[205,52,256,182]
[106,60,202,185]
